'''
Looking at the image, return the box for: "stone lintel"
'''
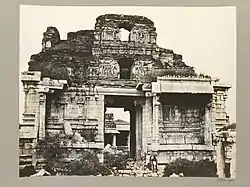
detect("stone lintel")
[213,83,231,89]
[152,81,214,94]
[157,76,213,82]
[21,71,41,82]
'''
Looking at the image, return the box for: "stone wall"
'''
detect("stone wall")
[213,85,230,130]
[158,94,210,145]
[157,149,215,164]
[45,89,105,143]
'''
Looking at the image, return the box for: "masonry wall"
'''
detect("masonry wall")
[158,94,211,145]
[45,89,105,144]
[157,149,215,164]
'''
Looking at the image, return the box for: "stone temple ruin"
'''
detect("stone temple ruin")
[19,14,235,177]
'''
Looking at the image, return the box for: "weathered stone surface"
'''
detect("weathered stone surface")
[20,14,233,176]
[28,14,196,88]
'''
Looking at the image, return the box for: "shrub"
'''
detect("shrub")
[36,134,110,176]
[36,134,130,176]
[103,152,129,170]
[163,158,217,177]
[66,153,100,176]
[19,165,36,177]
[79,128,98,142]
[36,134,71,175]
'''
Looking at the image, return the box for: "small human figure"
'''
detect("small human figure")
[145,153,151,169]
[150,155,158,173]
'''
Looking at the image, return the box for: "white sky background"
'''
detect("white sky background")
[19,5,236,123]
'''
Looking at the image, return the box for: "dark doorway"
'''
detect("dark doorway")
[117,131,129,146]
[118,58,133,80]
[104,134,113,146]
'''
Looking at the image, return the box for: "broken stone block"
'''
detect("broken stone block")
[63,121,73,136]
[169,173,180,177]
[104,144,113,152]
[73,132,84,143]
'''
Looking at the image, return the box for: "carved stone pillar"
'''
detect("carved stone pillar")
[152,94,160,151]
[216,137,226,178]
[230,135,236,178]
[134,100,143,159]
[142,92,153,154]
[97,94,105,144]
[38,92,46,140]
[211,93,217,132]
[112,134,116,147]
[23,86,29,113]
[204,100,212,146]
[128,132,130,152]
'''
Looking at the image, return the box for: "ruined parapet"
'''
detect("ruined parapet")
[67,30,94,53]
[95,14,156,44]
[26,14,201,86]
[42,27,60,50]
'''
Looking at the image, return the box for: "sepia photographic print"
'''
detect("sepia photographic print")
[19,5,236,179]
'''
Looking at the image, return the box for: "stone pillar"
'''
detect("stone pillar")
[152,94,160,151]
[230,136,236,178]
[96,94,105,144]
[135,103,142,159]
[38,92,46,140]
[142,93,153,154]
[23,86,29,113]
[204,102,212,145]
[211,94,217,132]
[112,134,116,147]
[31,139,37,166]
[216,137,226,178]
[130,108,136,158]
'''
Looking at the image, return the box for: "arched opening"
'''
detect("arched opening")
[119,28,130,41]
[118,23,132,42]
[118,58,133,80]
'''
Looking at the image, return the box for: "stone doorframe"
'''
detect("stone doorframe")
[103,93,145,160]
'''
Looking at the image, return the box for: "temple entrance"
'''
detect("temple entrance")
[104,95,143,159]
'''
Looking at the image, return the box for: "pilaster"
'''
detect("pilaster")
[38,91,47,140]
[204,98,213,146]
[152,93,160,151]
[216,136,226,178]
[134,100,143,159]
[230,134,236,178]
[142,92,152,154]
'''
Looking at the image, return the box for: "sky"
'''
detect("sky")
[19,5,236,123]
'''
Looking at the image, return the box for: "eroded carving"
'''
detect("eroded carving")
[98,58,119,78]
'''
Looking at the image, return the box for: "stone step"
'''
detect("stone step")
[20,154,32,157]
[22,113,35,117]
[19,130,37,139]
[22,120,35,124]
[19,157,32,163]
[117,166,163,177]
[22,117,35,121]
[19,122,35,126]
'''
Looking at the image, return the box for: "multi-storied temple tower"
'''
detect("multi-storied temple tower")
[19,14,233,173]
